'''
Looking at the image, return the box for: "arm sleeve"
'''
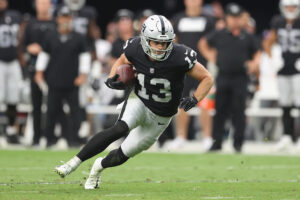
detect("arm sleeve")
[184,46,198,71]
[123,37,138,63]
[79,52,91,74]
[35,51,50,71]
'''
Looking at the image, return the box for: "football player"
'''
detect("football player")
[54,15,213,190]
[263,0,300,150]
[0,0,22,144]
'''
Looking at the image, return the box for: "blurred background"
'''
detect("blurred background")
[0,0,300,155]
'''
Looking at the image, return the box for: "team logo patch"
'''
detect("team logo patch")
[150,68,155,73]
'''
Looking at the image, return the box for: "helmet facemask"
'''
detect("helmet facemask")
[141,36,174,61]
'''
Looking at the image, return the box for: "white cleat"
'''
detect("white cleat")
[55,163,74,178]
[273,135,293,152]
[85,157,103,190]
[55,157,81,178]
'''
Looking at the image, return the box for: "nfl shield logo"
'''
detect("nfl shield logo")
[150,68,155,74]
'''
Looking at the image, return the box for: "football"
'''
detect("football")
[116,64,136,86]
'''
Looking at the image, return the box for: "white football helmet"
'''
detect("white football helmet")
[280,0,300,20]
[64,0,85,11]
[141,15,175,61]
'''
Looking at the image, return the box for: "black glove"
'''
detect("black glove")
[105,74,125,90]
[179,96,198,112]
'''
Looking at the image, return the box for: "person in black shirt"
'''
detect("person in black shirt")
[263,0,300,151]
[62,0,100,140]
[54,15,213,190]
[20,0,62,147]
[170,0,215,150]
[0,0,22,144]
[200,3,261,152]
[35,6,91,147]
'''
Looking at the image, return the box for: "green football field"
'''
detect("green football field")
[0,150,300,200]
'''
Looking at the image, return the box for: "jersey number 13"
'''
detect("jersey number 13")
[137,73,172,103]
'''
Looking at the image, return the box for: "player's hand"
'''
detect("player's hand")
[179,96,198,112]
[27,43,42,55]
[74,74,86,86]
[105,74,125,90]
[34,71,44,84]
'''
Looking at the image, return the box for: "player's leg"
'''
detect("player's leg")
[0,62,6,143]
[210,81,231,151]
[84,147,128,189]
[5,60,22,144]
[64,88,82,147]
[231,80,247,152]
[198,87,215,151]
[29,74,43,146]
[55,120,129,178]
[84,97,170,189]
[292,74,300,148]
[44,89,64,147]
[275,75,294,151]
[55,95,142,178]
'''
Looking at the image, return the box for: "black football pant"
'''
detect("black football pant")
[30,73,43,145]
[212,76,248,149]
[29,73,68,145]
[44,87,80,145]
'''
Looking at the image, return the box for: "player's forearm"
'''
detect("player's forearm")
[193,75,214,102]
[109,54,130,77]
[199,38,216,63]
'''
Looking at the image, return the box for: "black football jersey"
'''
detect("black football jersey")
[42,31,88,89]
[124,37,197,117]
[0,10,22,61]
[271,15,300,75]
[172,12,215,64]
[23,18,57,71]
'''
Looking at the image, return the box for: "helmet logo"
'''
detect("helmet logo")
[142,24,146,33]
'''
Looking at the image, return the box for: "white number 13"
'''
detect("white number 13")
[137,74,172,103]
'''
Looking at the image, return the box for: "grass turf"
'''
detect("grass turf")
[0,150,300,200]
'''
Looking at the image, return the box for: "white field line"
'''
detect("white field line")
[0,181,81,186]
[0,167,47,171]
[202,197,253,200]
[105,193,144,197]
[0,190,40,194]
[1,179,299,186]
[2,164,299,172]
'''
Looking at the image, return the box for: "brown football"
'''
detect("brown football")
[116,64,136,86]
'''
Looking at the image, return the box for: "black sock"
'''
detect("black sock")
[6,105,17,126]
[77,120,129,162]
[101,147,129,168]
[282,106,295,141]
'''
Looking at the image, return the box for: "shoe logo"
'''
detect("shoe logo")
[158,122,165,126]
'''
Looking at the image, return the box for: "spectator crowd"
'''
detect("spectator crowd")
[0,0,299,153]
